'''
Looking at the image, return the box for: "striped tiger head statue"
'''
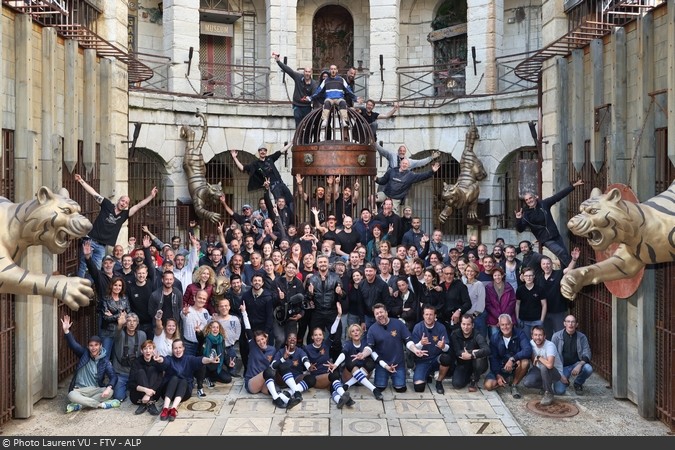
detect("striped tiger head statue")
[20,187,93,254]
[567,187,625,252]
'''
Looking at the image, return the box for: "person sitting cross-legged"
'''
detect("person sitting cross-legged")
[61,315,120,413]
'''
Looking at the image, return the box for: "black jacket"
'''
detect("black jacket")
[516,185,574,242]
[305,271,344,314]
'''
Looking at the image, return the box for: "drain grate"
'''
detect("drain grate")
[525,399,580,418]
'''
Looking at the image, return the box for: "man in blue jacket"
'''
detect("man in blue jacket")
[375,158,441,215]
[482,313,532,399]
[61,315,120,413]
[515,179,584,267]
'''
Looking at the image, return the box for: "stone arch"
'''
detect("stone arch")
[312,5,354,71]
[431,0,468,64]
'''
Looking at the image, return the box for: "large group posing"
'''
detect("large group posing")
[63,60,593,419]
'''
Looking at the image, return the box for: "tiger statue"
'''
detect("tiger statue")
[182,110,224,223]
[439,112,487,223]
[561,180,675,300]
[0,186,94,310]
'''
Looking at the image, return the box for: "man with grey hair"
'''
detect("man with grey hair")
[111,312,147,402]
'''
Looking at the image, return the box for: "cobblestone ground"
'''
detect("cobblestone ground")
[0,373,670,437]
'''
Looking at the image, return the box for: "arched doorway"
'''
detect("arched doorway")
[313,5,354,72]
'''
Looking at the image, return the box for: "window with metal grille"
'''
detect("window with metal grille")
[496,147,538,229]
[128,148,169,243]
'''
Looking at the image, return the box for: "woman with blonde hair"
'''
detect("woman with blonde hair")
[183,265,217,314]
[333,323,382,400]
[201,320,234,386]
[464,262,487,339]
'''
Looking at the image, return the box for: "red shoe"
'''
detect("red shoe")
[159,407,170,421]
[168,407,177,422]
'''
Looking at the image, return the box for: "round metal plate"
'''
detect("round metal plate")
[594,183,645,298]
[525,399,580,418]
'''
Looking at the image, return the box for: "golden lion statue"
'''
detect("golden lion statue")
[561,180,675,300]
[0,187,94,310]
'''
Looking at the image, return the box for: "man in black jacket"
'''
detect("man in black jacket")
[230,144,294,212]
[439,264,471,336]
[305,254,344,342]
[515,179,584,267]
[273,52,317,127]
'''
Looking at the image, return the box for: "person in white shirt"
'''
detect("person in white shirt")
[522,325,565,406]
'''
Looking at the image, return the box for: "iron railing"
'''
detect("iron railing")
[198,62,270,100]
[397,62,467,102]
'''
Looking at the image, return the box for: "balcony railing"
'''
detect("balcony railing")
[3,0,154,84]
[199,62,270,100]
[131,52,171,91]
[397,62,467,103]
[128,52,539,101]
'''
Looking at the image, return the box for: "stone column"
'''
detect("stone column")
[163,0,201,94]
[268,0,299,102]
[467,0,503,94]
[369,1,400,102]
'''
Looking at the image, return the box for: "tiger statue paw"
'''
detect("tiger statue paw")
[0,187,94,310]
[561,181,675,299]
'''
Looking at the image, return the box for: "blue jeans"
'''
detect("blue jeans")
[363,316,376,333]
[519,320,543,341]
[413,358,440,383]
[561,362,593,389]
[473,311,488,340]
[374,364,407,390]
[78,239,106,278]
[113,372,129,401]
[101,336,115,362]
[543,238,572,268]
[293,105,312,127]
[183,340,200,357]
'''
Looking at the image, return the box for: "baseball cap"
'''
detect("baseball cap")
[242,204,252,210]
[88,335,102,344]
[162,243,171,249]
[102,255,115,262]
[258,146,268,152]
[162,259,174,266]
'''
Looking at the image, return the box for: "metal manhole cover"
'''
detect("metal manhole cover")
[525,399,579,418]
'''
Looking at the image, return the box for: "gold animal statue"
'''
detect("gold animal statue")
[561,180,675,300]
[0,187,94,310]
[212,275,230,303]
[439,112,487,223]
[182,110,224,223]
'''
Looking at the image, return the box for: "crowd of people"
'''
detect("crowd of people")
[64,63,593,416]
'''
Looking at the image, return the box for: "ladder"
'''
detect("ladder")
[241,11,256,98]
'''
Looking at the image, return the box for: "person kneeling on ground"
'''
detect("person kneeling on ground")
[483,314,531,399]
[551,314,593,396]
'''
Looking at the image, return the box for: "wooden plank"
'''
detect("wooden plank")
[427,23,468,42]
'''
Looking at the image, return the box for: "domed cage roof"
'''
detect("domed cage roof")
[293,106,374,146]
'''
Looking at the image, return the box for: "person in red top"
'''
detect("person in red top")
[183,265,217,314]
